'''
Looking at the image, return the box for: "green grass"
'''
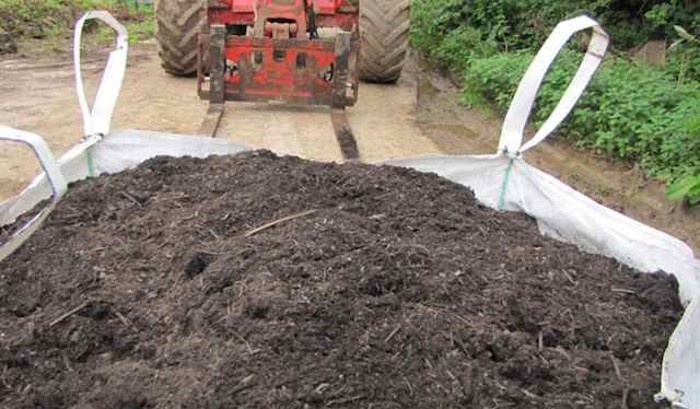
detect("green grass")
[0,0,154,50]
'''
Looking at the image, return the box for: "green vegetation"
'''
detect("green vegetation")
[411,0,700,202]
[0,0,154,46]
[412,0,700,59]
[463,51,700,181]
[667,175,700,205]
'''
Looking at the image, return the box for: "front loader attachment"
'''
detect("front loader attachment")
[197,24,360,160]
[198,26,358,108]
[193,0,361,160]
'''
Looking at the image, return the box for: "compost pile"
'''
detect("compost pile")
[0,151,682,409]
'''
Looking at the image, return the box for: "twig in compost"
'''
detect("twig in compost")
[453,336,471,358]
[114,311,131,328]
[119,191,143,208]
[384,325,401,343]
[61,352,73,372]
[244,209,318,237]
[314,383,331,394]
[554,346,572,361]
[231,330,256,354]
[451,314,472,327]
[209,229,222,241]
[49,302,89,327]
[609,353,625,382]
[435,382,449,394]
[621,388,630,409]
[181,214,197,222]
[403,377,414,396]
[562,270,578,286]
[611,287,636,295]
[230,374,257,395]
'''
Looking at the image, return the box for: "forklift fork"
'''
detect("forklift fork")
[197,24,360,161]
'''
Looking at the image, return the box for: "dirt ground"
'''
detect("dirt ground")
[0,152,682,408]
[0,41,698,252]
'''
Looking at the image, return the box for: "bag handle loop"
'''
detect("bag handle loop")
[498,15,609,156]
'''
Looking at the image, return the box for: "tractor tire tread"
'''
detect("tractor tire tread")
[359,0,410,83]
[155,0,206,76]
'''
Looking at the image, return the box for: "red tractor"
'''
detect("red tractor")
[154,0,409,114]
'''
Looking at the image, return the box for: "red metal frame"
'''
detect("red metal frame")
[201,0,360,108]
[223,37,338,105]
[209,0,359,30]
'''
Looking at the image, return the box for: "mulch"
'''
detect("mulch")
[0,151,682,408]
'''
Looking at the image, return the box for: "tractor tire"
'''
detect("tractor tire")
[155,0,207,76]
[358,0,410,83]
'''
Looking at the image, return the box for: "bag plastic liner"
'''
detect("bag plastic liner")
[0,12,697,409]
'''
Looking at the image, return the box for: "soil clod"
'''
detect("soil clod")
[184,252,214,278]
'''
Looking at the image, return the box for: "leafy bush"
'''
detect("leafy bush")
[410,0,501,71]
[0,0,152,42]
[0,0,91,38]
[666,175,700,205]
[667,26,700,84]
[411,0,700,55]
[460,51,532,109]
[412,0,700,200]
[462,50,700,182]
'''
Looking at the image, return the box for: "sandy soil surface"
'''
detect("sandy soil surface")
[0,41,697,251]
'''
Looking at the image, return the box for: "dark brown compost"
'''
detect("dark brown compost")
[0,151,682,409]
